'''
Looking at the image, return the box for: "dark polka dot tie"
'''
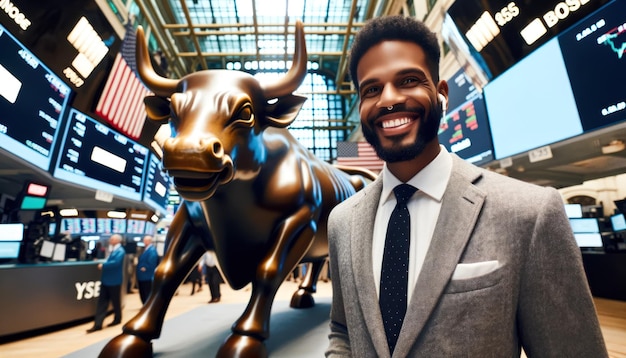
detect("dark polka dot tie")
[380,183,417,354]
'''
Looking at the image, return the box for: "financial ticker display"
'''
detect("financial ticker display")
[558,0,626,132]
[52,108,149,201]
[438,69,494,166]
[143,152,172,215]
[0,24,72,170]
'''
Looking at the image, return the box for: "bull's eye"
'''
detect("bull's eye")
[231,104,254,127]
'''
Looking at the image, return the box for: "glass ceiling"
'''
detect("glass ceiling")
[133,0,378,91]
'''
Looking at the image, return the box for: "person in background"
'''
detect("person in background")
[186,260,203,295]
[136,235,159,304]
[202,250,222,303]
[325,15,608,357]
[87,234,126,333]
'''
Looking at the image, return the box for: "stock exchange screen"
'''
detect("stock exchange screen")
[142,152,172,215]
[0,24,72,170]
[52,108,149,202]
[558,0,626,131]
[438,69,494,166]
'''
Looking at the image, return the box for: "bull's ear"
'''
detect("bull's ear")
[144,95,171,123]
[263,94,307,128]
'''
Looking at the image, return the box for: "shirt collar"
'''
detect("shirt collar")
[380,145,452,204]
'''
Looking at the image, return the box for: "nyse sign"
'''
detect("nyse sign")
[76,280,101,300]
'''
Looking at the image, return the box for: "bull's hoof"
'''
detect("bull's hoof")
[217,334,267,358]
[290,288,315,308]
[98,334,153,358]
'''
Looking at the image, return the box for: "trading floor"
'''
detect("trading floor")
[1,280,626,357]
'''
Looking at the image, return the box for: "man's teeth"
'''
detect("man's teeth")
[381,117,411,129]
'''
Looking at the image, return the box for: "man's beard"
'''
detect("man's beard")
[362,101,442,163]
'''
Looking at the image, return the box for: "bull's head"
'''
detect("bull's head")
[136,21,308,201]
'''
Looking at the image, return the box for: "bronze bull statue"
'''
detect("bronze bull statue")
[99,21,376,357]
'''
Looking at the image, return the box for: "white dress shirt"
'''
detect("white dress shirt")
[372,145,452,305]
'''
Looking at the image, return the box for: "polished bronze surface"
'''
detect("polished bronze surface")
[98,21,376,358]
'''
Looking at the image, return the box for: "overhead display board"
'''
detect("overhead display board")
[142,152,172,215]
[0,23,72,171]
[446,0,612,80]
[52,108,149,202]
[557,0,626,132]
[484,0,625,159]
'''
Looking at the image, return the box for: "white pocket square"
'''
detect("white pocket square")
[451,260,500,280]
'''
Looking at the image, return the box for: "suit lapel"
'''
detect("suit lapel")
[394,157,486,357]
[350,178,391,357]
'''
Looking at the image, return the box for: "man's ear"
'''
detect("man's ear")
[437,80,449,116]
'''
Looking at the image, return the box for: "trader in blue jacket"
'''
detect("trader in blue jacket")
[87,234,126,333]
[136,235,159,304]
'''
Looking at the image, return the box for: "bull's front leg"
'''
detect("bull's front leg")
[217,206,316,358]
[99,205,208,358]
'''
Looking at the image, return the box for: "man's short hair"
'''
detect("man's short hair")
[348,15,441,91]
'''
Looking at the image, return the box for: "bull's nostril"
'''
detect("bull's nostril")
[212,141,223,156]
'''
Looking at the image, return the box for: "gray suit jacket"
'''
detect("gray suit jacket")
[326,154,607,357]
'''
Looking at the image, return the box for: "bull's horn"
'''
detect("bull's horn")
[262,20,308,99]
[135,26,178,97]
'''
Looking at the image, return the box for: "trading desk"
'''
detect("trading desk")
[0,260,122,337]
[582,252,626,302]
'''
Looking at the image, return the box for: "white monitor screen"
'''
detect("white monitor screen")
[569,218,600,234]
[564,204,583,218]
[0,223,24,241]
[573,233,603,248]
[484,38,583,159]
[610,213,626,232]
[0,242,21,259]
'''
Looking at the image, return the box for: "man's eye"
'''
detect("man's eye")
[401,77,418,86]
[362,86,379,97]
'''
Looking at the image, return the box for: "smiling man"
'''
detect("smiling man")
[325,15,607,358]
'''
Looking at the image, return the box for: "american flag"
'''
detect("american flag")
[335,141,384,173]
[95,22,151,140]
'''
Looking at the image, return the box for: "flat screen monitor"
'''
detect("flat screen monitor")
[557,0,626,132]
[438,69,494,166]
[52,108,149,202]
[60,218,80,234]
[145,221,156,235]
[18,182,51,210]
[569,217,600,234]
[48,222,57,237]
[111,218,126,233]
[142,152,172,214]
[574,233,604,248]
[127,220,146,234]
[0,223,24,259]
[97,218,113,234]
[610,213,626,232]
[483,37,584,159]
[564,204,583,218]
[0,24,72,171]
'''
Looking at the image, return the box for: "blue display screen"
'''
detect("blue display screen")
[52,108,149,201]
[0,24,72,171]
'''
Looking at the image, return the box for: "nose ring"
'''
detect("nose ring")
[387,105,393,111]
